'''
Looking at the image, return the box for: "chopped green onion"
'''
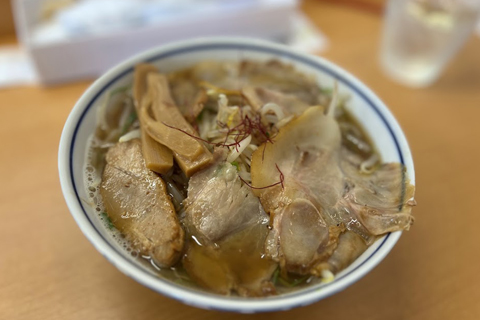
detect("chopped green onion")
[271,267,280,285]
[196,110,205,122]
[109,86,129,98]
[278,274,309,288]
[121,111,138,135]
[271,267,308,287]
[320,87,333,95]
[100,212,115,230]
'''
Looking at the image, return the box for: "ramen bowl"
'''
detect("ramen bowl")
[58,37,415,313]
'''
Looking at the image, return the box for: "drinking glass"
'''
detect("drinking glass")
[380,0,480,87]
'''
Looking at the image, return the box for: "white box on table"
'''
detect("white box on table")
[12,0,298,85]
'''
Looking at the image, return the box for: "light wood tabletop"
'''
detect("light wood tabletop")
[1,1,479,319]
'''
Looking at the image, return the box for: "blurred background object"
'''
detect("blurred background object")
[0,0,328,86]
[0,0,15,36]
[1,0,479,87]
[316,0,384,14]
[380,0,480,87]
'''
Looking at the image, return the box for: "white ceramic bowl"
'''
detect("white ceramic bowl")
[58,37,415,313]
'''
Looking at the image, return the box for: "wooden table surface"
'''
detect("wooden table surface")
[1,2,480,319]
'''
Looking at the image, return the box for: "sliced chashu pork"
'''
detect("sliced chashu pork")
[182,150,277,296]
[186,60,321,105]
[242,86,310,117]
[100,139,184,267]
[251,106,415,275]
[239,60,322,105]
